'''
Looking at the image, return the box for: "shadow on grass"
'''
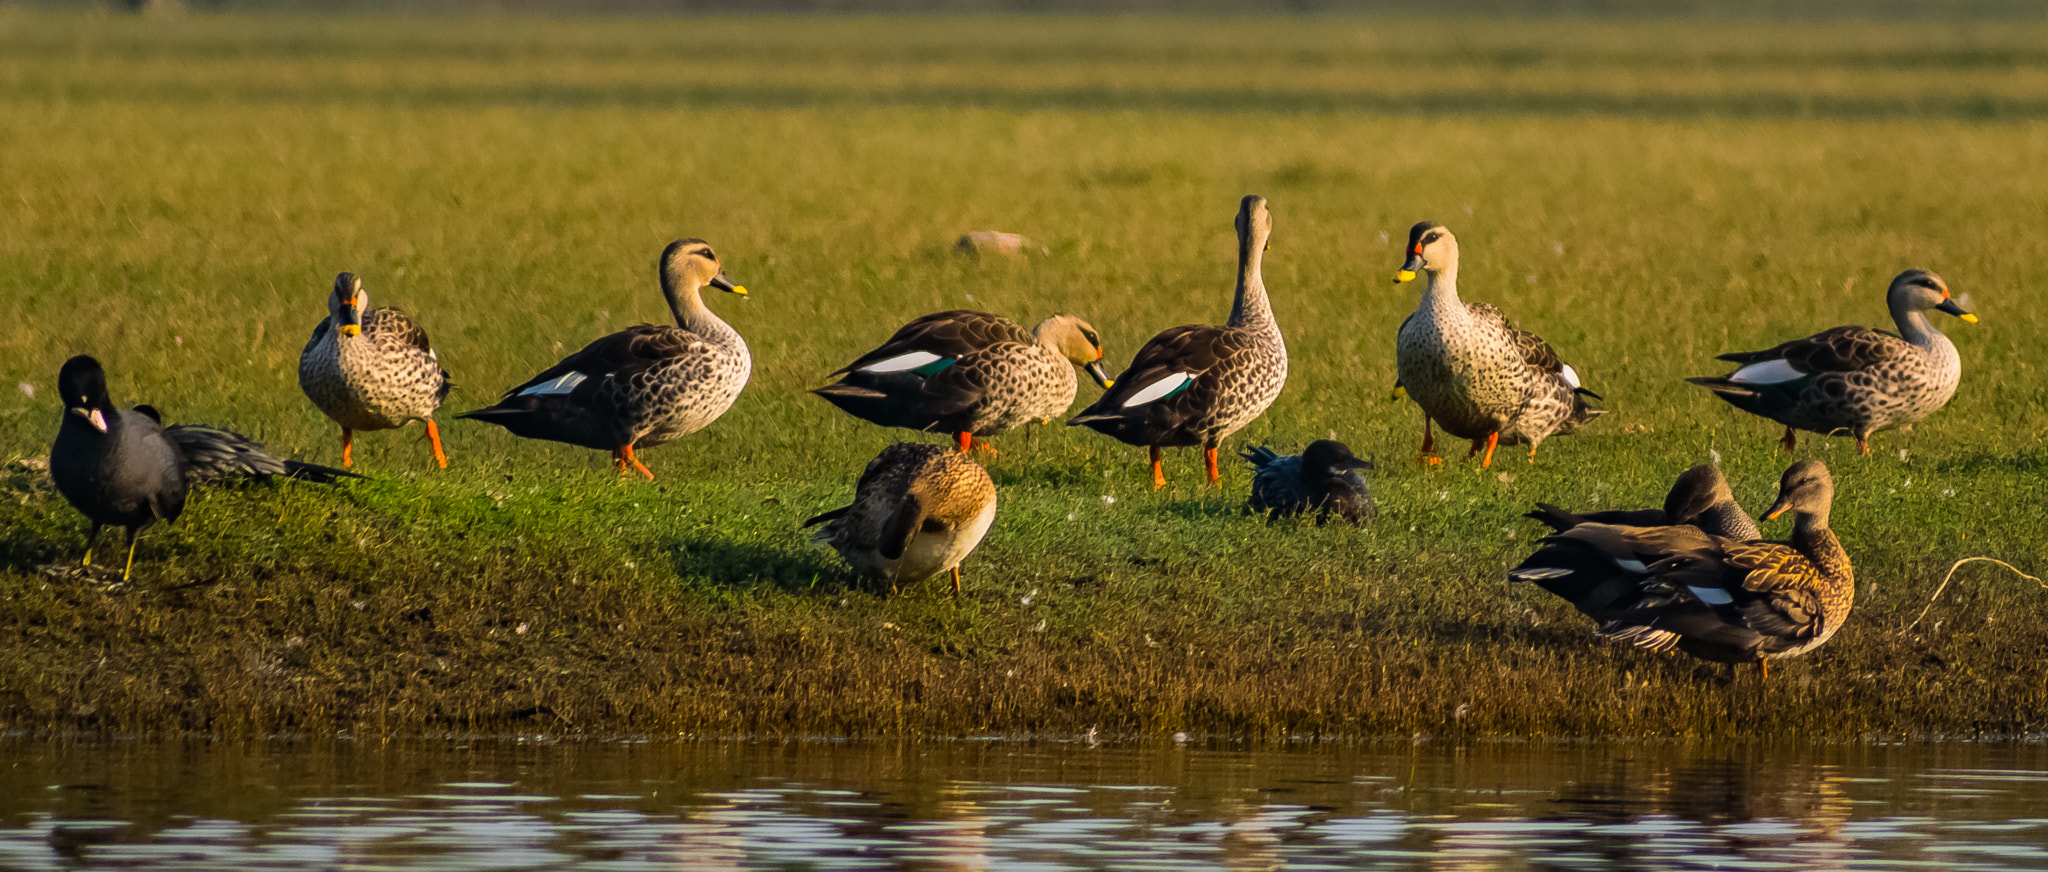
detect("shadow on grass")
[663,533,848,595]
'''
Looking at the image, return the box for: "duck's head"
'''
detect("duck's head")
[1236,194,1272,252]
[329,272,366,337]
[1761,460,1834,524]
[1300,439,1373,481]
[58,354,112,434]
[1888,269,1975,324]
[1035,315,1113,389]
[659,238,745,298]
[1663,464,1736,525]
[1393,221,1456,284]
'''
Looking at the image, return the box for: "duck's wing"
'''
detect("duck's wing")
[829,310,1030,377]
[366,307,453,401]
[1523,503,1668,534]
[1469,303,1598,400]
[1068,325,1250,433]
[303,316,334,355]
[497,325,698,401]
[1688,325,1909,409]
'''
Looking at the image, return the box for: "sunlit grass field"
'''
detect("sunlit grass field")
[3,10,2047,738]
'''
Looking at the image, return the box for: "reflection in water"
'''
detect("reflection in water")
[0,738,2045,870]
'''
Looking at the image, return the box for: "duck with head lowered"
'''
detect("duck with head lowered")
[1069,195,1288,489]
[460,239,750,480]
[1688,269,1975,455]
[1392,222,1602,468]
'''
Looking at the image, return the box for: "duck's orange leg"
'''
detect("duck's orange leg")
[1204,446,1221,486]
[1468,432,1499,468]
[950,566,962,599]
[1419,416,1442,467]
[1857,437,1871,456]
[615,444,655,480]
[425,420,448,469]
[1150,445,1166,490]
[956,431,973,453]
[1755,658,1770,682]
[341,427,354,468]
[1780,426,1797,453]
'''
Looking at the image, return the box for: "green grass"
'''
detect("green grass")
[3,10,2047,739]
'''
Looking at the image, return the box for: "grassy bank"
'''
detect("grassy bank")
[2,11,2047,739]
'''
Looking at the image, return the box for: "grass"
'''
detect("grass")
[3,10,2048,739]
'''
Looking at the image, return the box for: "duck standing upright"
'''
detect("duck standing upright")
[814,311,1112,452]
[804,442,998,597]
[298,272,453,469]
[460,239,750,480]
[1392,222,1601,467]
[1069,195,1287,489]
[1688,269,1974,455]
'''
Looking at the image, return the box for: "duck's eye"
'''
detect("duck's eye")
[1081,329,1100,347]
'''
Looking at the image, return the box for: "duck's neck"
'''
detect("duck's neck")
[664,275,739,347]
[1890,301,1944,347]
[1792,511,1853,586]
[1421,253,1464,318]
[1701,501,1762,541]
[1228,231,1276,334]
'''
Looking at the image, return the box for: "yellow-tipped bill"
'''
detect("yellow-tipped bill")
[1961,313,1979,324]
[1393,270,1417,284]
[341,324,362,337]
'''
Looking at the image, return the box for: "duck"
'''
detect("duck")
[813,311,1112,453]
[1391,222,1601,467]
[803,442,997,597]
[298,272,453,469]
[1243,439,1375,525]
[1509,461,1852,679]
[1069,195,1287,489]
[1525,463,1762,541]
[1688,269,1975,455]
[459,239,750,480]
[49,356,357,580]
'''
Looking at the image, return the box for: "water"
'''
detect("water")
[2,738,2046,871]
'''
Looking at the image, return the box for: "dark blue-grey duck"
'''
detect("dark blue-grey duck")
[50,355,354,579]
[1242,439,1375,525]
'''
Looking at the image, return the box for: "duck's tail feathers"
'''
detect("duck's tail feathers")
[1685,376,1760,398]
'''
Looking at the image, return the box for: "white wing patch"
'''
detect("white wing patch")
[518,371,589,396]
[1731,359,1804,384]
[1120,372,1193,408]
[861,351,944,373]
[1614,558,1648,574]
[1688,585,1736,606]
[1560,363,1582,390]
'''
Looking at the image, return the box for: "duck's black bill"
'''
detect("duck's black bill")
[1085,361,1114,389]
[1936,299,1977,322]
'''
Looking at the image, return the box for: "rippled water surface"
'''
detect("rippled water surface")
[3,737,2047,870]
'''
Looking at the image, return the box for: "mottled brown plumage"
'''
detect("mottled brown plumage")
[1511,461,1851,677]
[1069,195,1287,488]
[299,272,452,469]
[1688,269,1974,454]
[458,239,750,480]
[804,443,998,596]
[814,310,1111,451]
[1392,223,1601,467]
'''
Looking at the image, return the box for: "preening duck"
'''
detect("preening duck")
[1526,463,1762,541]
[459,239,750,480]
[1243,439,1375,525]
[1510,461,1852,679]
[1391,222,1601,467]
[50,356,356,580]
[804,442,998,597]
[1069,195,1288,489]
[1688,269,1974,455]
[298,272,453,469]
[814,311,1112,453]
